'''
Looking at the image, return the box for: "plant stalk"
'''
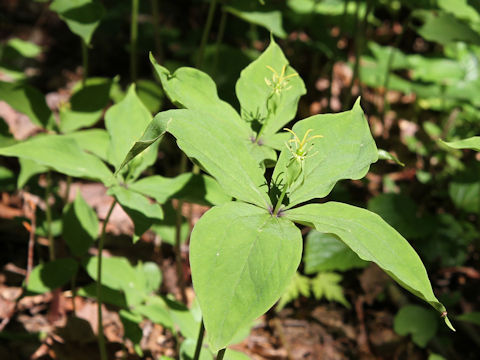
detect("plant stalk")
[64,176,72,204]
[213,8,227,72]
[96,199,117,360]
[197,0,218,69]
[382,13,408,117]
[216,349,226,360]
[151,0,163,61]
[193,319,205,360]
[175,200,188,304]
[345,0,373,110]
[45,171,55,261]
[131,0,139,82]
[81,39,88,87]
[273,184,288,216]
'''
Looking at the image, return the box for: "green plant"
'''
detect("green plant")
[116,38,455,356]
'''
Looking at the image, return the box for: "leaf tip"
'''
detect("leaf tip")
[443,314,456,332]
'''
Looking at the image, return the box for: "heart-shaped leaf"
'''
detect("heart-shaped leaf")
[50,0,104,45]
[236,38,306,139]
[0,134,113,184]
[63,191,99,256]
[190,202,302,351]
[105,85,155,178]
[158,110,271,209]
[272,99,378,208]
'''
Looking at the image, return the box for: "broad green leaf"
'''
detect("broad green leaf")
[277,273,310,310]
[50,0,104,45]
[36,211,62,238]
[85,256,145,306]
[236,39,306,138]
[359,58,414,94]
[429,354,447,360]
[456,312,480,326]
[108,186,163,241]
[17,158,47,188]
[438,0,480,23]
[247,140,277,171]
[225,2,286,38]
[105,84,154,173]
[130,173,230,206]
[27,259,78,293]
[158,110,271,208]
[150,54,247,136]
[0,166,15,191]
[408,55,465,84]
[0,120,15,148]
[137,262,162,294]
[62,191,98,256]
[394,305,439,347]
[304,231,367,274]
[134,296,173,329]
[59,78,112,133]
[190,202,302,351]
[4,38,41,58]
[151,202,189,246]
[0,134,113,184]
[311,272,350,308]
[284,202,453,329]
[368,42,410,70]
[0,66,25,81]
[163,297,200,339]
[136,79,164,113]
[441,137,480,151]
[288,0,363,16]
[78,282,127,308]
[448,163,480,213]
[224,350,250,360]
[0,81,53,129]
[180,338,212,360]
[417,12,480,45]
[62,129,110,162]
[119,309,143,356]
[273,99,378,208]
[115,110,168,175]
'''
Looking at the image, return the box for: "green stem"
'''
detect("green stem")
[273,184,288,216]
[151,0,163,60]
[45,171,55,261]
[382,13,407,117]
[81,39,88,87]
[197,0,218,69]
[213,8,227,72]
[131,0,139,82]
[64,176,72,205]
[70,274,77,315]
[345,0,373,110]
[216,349,226,360]
[96,199,117,360]
[175,200,187,304]
[193,319,205,360]
[256,92,275,141]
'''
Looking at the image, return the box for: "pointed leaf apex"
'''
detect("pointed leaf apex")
[443,315,456,332]
[149,51,157,65]
[269,32,276,43]
[127,83,136,94]
[353,97,362,109]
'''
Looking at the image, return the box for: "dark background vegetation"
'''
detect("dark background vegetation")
[0,0,480,359]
